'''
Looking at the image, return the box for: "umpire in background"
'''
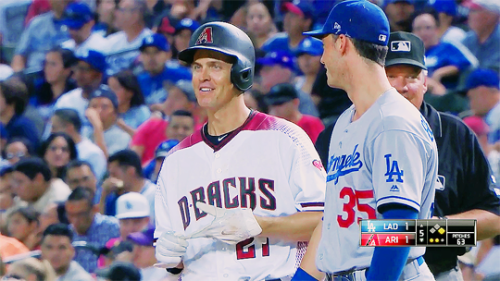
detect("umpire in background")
[384,32,500,280]
[315,31,500,280]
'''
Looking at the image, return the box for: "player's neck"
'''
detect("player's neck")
[206,97,251,136]
[346,65,392,121]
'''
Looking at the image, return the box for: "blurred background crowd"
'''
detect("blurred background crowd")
[0,0,499,280]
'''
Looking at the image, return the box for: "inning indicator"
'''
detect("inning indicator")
[360,219,476,247]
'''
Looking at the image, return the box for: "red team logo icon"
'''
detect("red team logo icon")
[196,27,213,45]
[312,160,324,171]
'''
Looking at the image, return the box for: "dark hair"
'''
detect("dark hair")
[349,37,388,67]
[8,206,40,225]
[53,108,82,133]
[0,79,29,115]
[42,223,73,243]
[110,70,145,107]
[171,110,193,118]
[57,202,70,225]
[108,149,143,176]
[39,133,78,179]
[13,157,52,182]
[411,8,440,28]
[2,137,35,159]
[66,160,95,176]
[67,187,95,209]
[47,46,77,69]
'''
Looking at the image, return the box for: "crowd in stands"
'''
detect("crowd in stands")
[0,0,499,280]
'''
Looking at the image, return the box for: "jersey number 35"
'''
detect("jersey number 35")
[338,186,376,228]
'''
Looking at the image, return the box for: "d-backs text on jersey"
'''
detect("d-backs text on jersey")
[326,144,363,184]
[178,177,277,229]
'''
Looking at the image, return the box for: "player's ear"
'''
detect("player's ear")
[336,35,349,55]
[421,70,428,93]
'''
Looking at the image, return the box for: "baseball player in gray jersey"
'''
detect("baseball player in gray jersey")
[292,1,439,281]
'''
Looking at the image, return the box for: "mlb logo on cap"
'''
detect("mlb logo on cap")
[391,41,411,52]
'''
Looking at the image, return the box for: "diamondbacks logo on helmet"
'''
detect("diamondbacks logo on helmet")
[196,27,213,45]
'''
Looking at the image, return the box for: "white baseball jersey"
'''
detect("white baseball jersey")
[316,88,438,274]
[155,111,326,281]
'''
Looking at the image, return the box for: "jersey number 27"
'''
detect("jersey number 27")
[338,187,376,228]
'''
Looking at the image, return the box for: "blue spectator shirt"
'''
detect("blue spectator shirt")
[486,102,500,144]
[462,24,500,74]
[120,105,151,129]
[3,114,40,149]
[72,213,120,274]
[14,12,70,72]
[425,41,478,89]
[261,33,310,54]
[137,61,192,106]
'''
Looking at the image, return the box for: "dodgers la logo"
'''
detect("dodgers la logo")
[384,154,404,183]
[196,27,213,45]
[326,144,363,184]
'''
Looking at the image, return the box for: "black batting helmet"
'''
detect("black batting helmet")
[178,21,255,92]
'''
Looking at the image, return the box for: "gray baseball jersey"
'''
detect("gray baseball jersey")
[316,88,438,273]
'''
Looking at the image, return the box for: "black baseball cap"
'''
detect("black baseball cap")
[385,32,427,70]
[95,261,141,281]
[264,83,298,106]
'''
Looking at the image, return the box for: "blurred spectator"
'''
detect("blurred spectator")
[7,206,40,250]
[0,79,40,149]
[294,37,323,100]
[155,15,176,46]
[0,232,29,259]
[137,33,192,108]
[11,0,72,72]
[52,109,107,181]
[462,0,500,74]
[246,1,277,49]
[0,166,15,232]
[98,238,134,268]
[38,203,60,235]
[60,2,107,55]
[262,1,314,54]
[142,139,179,183]
[131,109,195,165]
[257,51,318,117]
[65,160,100,198]
[104,0,152,76]
[24,0,52,26]
[127,224,169,280]
[95,261,141,281]
[2,137,33,165]
[172,18,200,58]
[66,187,120,273]
[244,88,268,113]
[116,192,151,240]
[465,68,500,145]
[31,47,77,128]
[86,85,132,157]
[429,0,466,43]
[100,150,155,222]
[39,132,78,180]
[0,64,14,81]
[94,0,119,37]
[41,223,93,281]
[265,83,324,143]
[412,10,477,93]
[384,0,415,32]
[108,70,151,135]
[5,257,56,281]
[12,157,71,213]
[52,50,107,139]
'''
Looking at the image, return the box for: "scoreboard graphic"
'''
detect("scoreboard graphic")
[360,219,476,247]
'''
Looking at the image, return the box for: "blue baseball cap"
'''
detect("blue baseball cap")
[384,0,414,6]
[430,0,457,16]
[281,0,315,20]
[256,51,295,71]
[175,18,200,35]
[140,34,170,52]
[155,139,179,159]
[304,0,390,46]
[296,37,323,56]
[466,69,500,91]
[90,84,119,109]
[75,49,107,73]
[62,2,93,30]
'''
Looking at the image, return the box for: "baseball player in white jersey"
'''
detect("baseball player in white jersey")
[153,21,326,281]
[292,1,439,281]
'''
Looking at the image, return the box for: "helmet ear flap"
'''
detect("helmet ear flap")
[231,65,253,92]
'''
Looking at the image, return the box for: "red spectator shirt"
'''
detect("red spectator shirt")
[131,118,169,166]
[296,115,324,144]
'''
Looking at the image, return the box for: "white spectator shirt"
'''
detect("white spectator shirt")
[76,138,107,181]
[52,88,93,138]
[155,111,326,281]
[61,33,107,55]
